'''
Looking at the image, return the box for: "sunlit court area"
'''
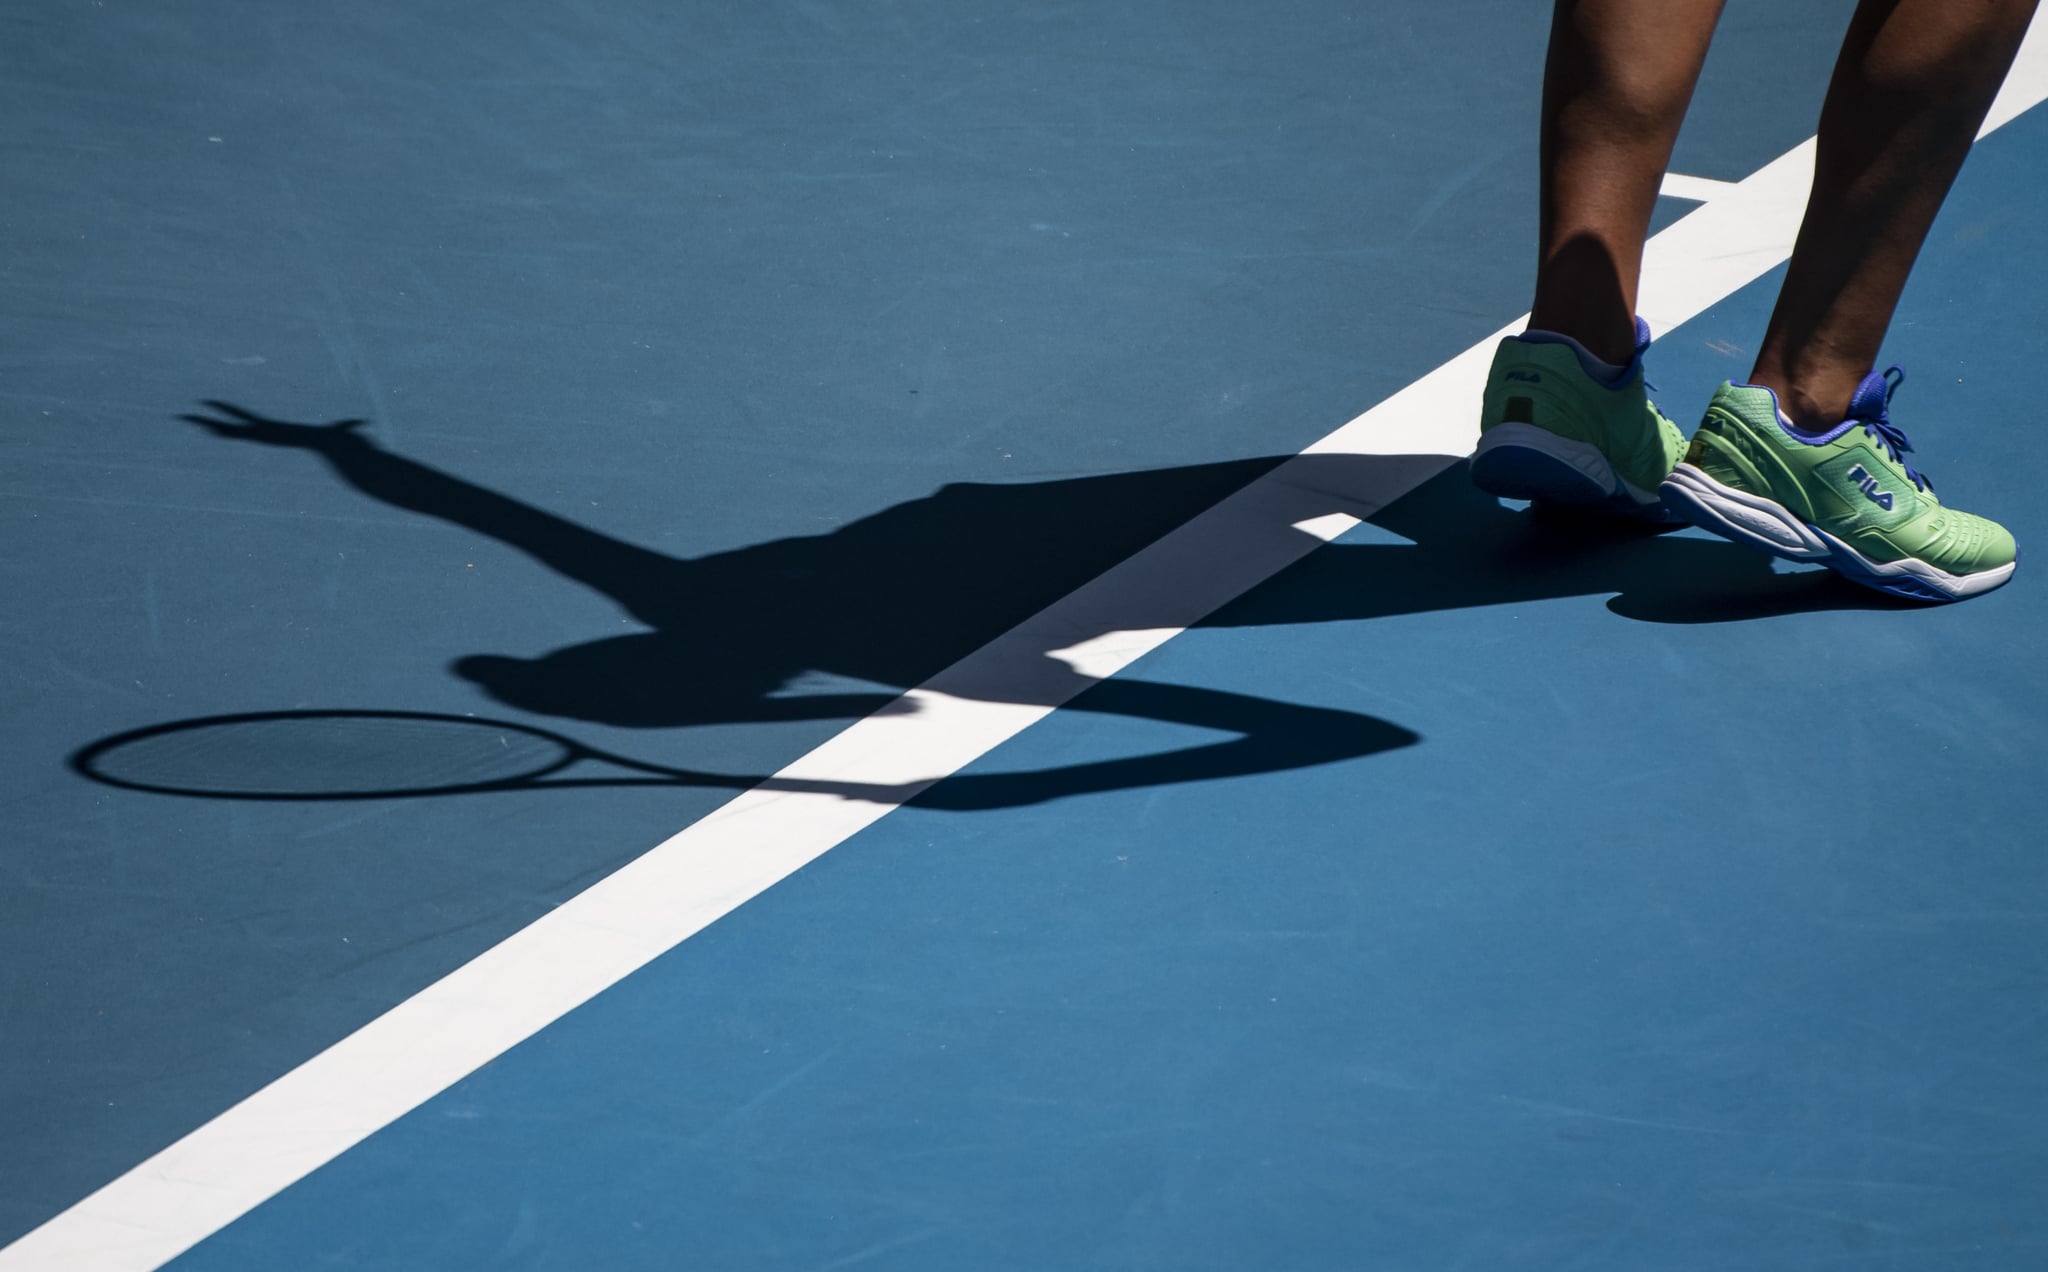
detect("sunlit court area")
[6,1,2048,1267]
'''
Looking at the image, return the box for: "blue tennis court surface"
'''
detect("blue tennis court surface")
[6,2,2047,1267]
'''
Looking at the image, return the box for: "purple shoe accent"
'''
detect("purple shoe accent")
[1515,317,1653,387]
[1846,367,1895,421]
[1727,380,1859,445]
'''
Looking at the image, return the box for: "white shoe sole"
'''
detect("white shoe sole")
[1470,423,1675,521]
[1659,463,2016,602]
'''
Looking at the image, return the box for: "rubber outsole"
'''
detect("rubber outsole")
[1471,423,1682,524]
[1659,463,2016,603]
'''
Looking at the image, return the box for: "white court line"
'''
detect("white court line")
[7,21,2047,1271]
[1658,171,1742,204]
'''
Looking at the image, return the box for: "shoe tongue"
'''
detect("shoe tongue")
[1632,316,1653,356]
[1846,369,1891,422]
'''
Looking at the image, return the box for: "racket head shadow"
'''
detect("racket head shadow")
[72,710,587,800]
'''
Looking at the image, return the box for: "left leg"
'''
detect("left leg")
[1470,0,1721,520]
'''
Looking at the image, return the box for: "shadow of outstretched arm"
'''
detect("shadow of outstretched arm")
[905,670,1418,811]
[181,402,682,624]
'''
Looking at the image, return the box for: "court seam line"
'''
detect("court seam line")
[7,24,2046,1271]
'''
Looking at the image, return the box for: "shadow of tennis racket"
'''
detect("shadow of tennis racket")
[71,693,1420,808]
[70,709,897,802]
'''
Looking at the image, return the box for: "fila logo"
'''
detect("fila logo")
[1846,464,1894,511]
[1505,371,1542,383]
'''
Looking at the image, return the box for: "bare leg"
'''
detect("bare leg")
[1752,0,2039,429]
[1529,0,1727,365]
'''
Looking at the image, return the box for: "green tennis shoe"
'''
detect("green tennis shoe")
[1659,369,2017,602]
[1471,316,1688,521]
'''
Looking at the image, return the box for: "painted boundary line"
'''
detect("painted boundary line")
[8,23,2046,1271]
[1657,171,1742,204]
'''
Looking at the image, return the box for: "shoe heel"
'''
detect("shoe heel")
[1470,423,1615,505]
[1469,447,1612,505]
[1472,424,1681,522]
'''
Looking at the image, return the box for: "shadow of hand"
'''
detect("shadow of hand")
[180,400,371,452]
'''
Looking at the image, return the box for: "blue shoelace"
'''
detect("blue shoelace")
[1857,366,1931,493]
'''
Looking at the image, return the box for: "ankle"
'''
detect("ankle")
[1746,366,1860,433]
[1517,327,1634,386]
[1528,241,1639,366]
[1525,308,1637,368]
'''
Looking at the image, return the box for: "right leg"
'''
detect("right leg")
[1472,0,1725,519]
[1751,0,2038,428]
[1661,0,2033,601]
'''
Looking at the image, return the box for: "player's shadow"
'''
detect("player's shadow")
[109,402,1902,809]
